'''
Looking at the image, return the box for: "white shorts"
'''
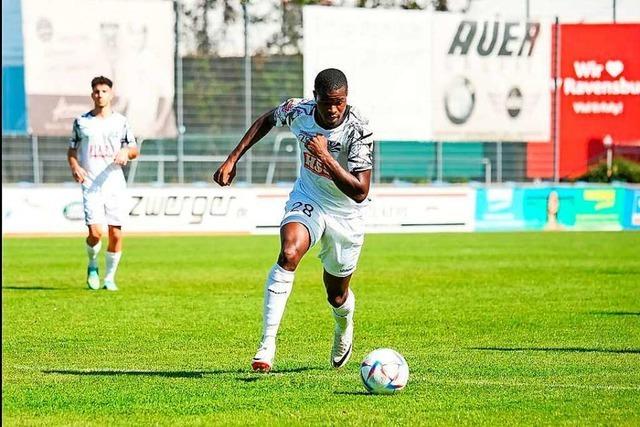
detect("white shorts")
[281,190,365,277]
[82,183,127,227]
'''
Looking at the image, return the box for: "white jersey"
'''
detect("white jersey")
[69,111,137,188]
[274,98,374,215]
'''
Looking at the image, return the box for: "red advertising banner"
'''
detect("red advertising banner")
[527,23,640,179]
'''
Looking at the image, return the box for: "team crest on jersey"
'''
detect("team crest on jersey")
[303,152,331,179]
[297,131,341,153]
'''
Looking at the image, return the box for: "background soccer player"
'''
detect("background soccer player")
[213,68,373,372]
[67,76,139,291]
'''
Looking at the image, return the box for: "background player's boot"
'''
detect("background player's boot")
[251,338,275,372]
[86,267,100,290]
[331,318,353,368]
[103,280,118,291]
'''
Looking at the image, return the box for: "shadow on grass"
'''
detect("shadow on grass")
[334,391,372,396]
[470,347,640,355]
[43,366,320,379]
[589,311,640,316]
[2,285,62,291]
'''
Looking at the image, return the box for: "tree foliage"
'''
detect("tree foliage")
[180,0,450,56]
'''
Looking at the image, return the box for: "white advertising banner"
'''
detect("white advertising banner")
[366,187,476,232]
[2,186,476,235]
[303,6,432,141]
[431,15,551,141]
[302,7,551,142]
[2,186,256,235]
[21,0,176,138]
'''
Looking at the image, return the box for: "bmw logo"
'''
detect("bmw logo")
[444,76,475,125]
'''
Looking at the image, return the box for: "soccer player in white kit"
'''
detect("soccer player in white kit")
[67,76,139,291]
[214,69,373,372]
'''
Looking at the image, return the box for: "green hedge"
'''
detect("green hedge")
[575,157,640,183]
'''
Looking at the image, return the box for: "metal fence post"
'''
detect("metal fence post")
[496,141,503,183]
[553,16,561,183]
[374,141,381,184]
[243,1,252,184]
[436,141,443,182]
[31,134,40,184]
[483,158,492,184]
[175,0,185,184]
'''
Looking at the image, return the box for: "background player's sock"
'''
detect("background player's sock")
[260,263,294,344]
[86,241,102,270]
[105,251,122,283]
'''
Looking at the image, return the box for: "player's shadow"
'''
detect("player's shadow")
[333,391,372,396]
[2,285,62,291]
[43,366,320,379]
[588,311,640,316]
[470,347,640,354]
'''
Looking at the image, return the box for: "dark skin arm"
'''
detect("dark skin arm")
[214,109,371,203]
[307,134,371,203]
[214,109,276,186]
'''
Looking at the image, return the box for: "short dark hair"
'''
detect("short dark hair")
[314,68,348,94]
[91,76,113,89]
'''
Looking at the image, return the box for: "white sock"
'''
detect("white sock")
[86,241,102,269]
[332,289,355,330]
[105,251,122,282]
[261,263,294,345]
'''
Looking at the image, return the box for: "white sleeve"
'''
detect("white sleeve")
[347,124,374,172]
[121,120,137,148]
[69,119,81,149]
[273,98,305,128]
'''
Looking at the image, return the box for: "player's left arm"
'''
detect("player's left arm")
[307,134,371,203]
[114,121,139,165]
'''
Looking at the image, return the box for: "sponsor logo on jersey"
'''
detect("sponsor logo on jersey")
[303,152,331,179]
[88,143,116,158]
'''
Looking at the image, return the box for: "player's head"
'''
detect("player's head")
[313,68,348,128]
[90,76,114,108]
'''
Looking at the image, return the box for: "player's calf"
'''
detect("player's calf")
[330,290,355,368]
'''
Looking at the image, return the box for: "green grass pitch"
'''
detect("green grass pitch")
[2,232,640,425]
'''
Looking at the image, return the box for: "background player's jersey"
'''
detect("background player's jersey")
[69,111,136,188]
[274,98,374,215]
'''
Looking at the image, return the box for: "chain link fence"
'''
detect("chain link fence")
[3,132,529,185]
[5,1,633,186]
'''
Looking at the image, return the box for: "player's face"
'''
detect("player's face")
[314,86,348,128]
[91,84,113,108]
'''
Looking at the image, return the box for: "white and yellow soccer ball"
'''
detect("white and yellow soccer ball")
[360,348,409,394]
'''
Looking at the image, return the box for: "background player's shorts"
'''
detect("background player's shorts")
[82,183,127,226]
[281,190,365,277]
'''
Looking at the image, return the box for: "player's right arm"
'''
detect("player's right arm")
[68,119,87,183]
[67,148,87,183]
[213,109,276,186]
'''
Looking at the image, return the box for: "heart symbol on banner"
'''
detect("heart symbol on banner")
[605,60,624,78]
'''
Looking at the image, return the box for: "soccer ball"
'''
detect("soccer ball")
[360,348,409,394]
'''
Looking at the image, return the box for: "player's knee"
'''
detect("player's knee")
[278,245,302,270]
[327,290,348,307]
[87,229,102,242]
